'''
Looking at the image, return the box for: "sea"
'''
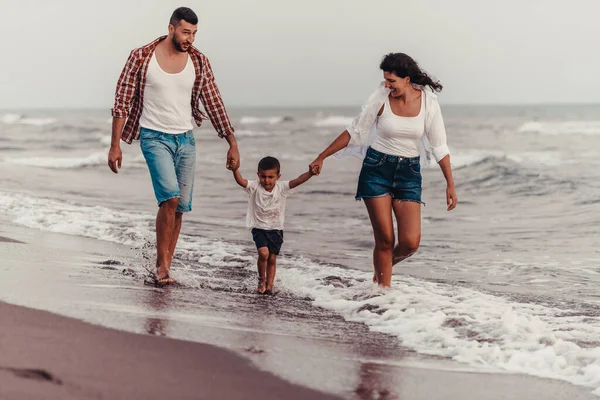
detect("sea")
[1,103,600,397]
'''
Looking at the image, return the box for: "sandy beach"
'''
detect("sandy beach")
[0,299,343,400]
[0,221,597,400]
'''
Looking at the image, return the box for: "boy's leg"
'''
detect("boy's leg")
[257,247,269,293]
[266,253,277,292]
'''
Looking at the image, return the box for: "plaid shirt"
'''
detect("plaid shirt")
[111,36,235,144]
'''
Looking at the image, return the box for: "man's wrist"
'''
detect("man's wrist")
[225,133,238,147]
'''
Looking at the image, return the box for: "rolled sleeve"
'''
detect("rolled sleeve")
[199,55,235,138]
[111,50,140,119]
[427,104,450,162]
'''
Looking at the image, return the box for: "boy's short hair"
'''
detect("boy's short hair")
[258,156,280,174]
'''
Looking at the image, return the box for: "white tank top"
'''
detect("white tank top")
[370,93,425,157]
[139,53,195,134]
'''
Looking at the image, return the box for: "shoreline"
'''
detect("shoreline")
[0,222,597,400]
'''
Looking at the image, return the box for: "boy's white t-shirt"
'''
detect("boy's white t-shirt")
[244,180,292,230]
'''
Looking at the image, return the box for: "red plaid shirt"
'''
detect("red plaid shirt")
[111,36,235,144]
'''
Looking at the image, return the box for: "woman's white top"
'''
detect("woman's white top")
[335,82,450,166]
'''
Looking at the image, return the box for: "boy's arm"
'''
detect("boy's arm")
[289,169,314,189]
[232,167,248,188]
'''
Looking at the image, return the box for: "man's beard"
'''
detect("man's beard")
[172,37,189,52]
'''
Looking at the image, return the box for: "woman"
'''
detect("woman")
[309,53,457,287]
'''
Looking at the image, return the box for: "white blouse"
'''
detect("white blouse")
[335,82,450,166]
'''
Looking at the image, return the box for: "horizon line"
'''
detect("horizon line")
[1,101,600,111]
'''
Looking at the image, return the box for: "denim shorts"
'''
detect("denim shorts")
[251,228,284,255]
[140,127,196,213]
[355,147,423,204]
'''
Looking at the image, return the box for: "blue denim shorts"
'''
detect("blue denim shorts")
[140,128,196,213]
[355,147,423,204]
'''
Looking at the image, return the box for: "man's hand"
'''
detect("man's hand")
[226,145,240,170]
[108,145,123,174]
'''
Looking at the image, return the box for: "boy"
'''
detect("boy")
[231,156,314,295]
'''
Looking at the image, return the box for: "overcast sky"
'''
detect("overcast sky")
[1,0,599,108]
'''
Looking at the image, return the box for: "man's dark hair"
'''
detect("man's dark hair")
[258,157,280,174]
[169,7,198,26]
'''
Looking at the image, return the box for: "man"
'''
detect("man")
[107,7,239,286]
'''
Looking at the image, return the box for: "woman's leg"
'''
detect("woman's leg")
[392,201,421,265]
[364,196,395,287]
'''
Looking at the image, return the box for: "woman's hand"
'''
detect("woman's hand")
[446,185,458,211]
[309,157,324,176]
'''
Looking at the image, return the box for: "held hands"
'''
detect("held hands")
[229,159,240,171]
[446,185,458,211]
[309,157,324,176]
[226,146,240,171]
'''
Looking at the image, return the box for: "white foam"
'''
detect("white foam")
[450,150,498,168]
[0,192,153,246]
[6,153,146,169]
[232,129,272,138]
[240,116,285,125]
[20,117,57,126]
[1,190,599,396]
[518,120,600,136]
[0,113,22,124]
[0,114,57,126]
[274,257,600,396]
[314,116,354,127]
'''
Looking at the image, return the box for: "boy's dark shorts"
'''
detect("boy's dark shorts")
[251,228,284,255]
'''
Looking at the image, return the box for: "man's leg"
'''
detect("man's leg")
[156,198,179,281]
[168,131,196,271]
[167,212,183,269]
[140,129,180,283]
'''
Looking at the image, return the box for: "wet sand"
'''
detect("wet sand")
[0,222,597,400]
[0,299,340,400]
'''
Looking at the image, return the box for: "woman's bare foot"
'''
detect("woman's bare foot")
[155,265,174,287]
[265,285,274,296]
[257,278,266,294]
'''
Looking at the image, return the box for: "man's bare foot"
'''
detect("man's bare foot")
[257,278,266,294]
[265,285,274,296]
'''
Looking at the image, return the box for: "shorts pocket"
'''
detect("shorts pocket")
[140,128,162,141]
[409,162,421,175]
[363,149,385,168]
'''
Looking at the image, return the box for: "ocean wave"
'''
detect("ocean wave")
[0,114,57,126]
[231,129,272,138]
[276,261,600,397]
[1,190,600,396]
[6,152,146,169]
[451,150,564,169]
[1,189,599,397]
[239,116,293,125]
[314,116,354,127]
[518,120,600,136]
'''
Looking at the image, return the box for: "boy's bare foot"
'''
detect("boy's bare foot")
[257,278,266,294]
